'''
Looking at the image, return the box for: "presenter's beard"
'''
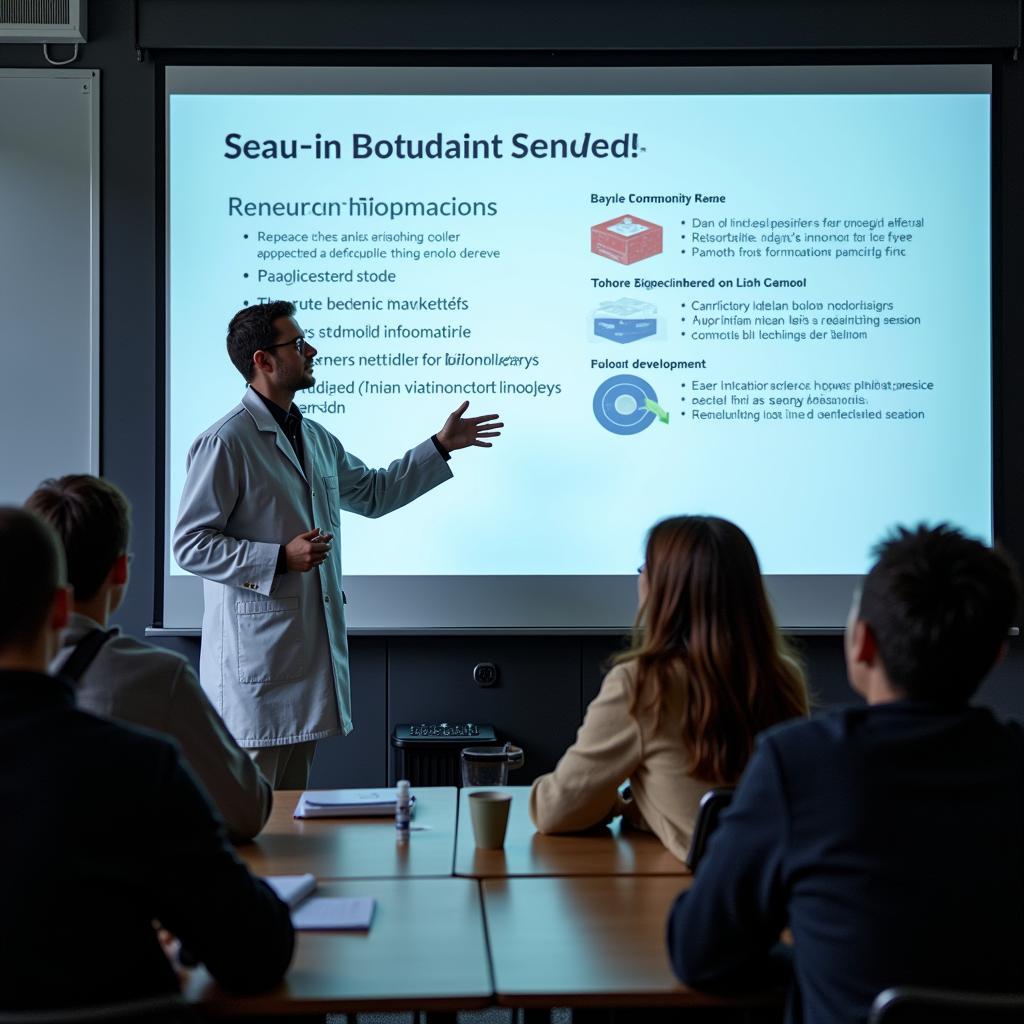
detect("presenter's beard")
[288,361,316,391]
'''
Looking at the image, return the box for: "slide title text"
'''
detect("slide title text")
[224,131,642,161]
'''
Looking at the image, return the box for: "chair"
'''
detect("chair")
[685,786,735,872]
[0,994,190,1024]
[870,986,1024,1022]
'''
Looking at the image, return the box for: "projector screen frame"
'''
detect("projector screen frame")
[154,54,1001,635]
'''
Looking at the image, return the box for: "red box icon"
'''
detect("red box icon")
[591,214,663,265]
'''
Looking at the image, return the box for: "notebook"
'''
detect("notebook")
[265,874,376,931]
[294,787,417,819]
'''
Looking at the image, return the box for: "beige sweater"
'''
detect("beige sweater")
[529,661,715,862]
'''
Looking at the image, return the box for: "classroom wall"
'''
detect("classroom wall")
[3,0,1022,787]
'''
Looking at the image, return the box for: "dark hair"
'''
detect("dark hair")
[616,515,808,783]
[0,507,65,649]
[226,300,295,381]
[25,475,131,603]
[859,523,1020,704]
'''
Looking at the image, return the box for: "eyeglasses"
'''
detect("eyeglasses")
[261,335,312,356]
[637,564,646,575]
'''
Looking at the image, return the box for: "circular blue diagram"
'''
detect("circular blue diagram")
[593,374,658,435]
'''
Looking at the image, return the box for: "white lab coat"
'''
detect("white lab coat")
[172,387,452,746]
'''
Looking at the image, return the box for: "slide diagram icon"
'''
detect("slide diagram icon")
[591,214,663,265]
[593,297,658,343]
[593,375,667,435]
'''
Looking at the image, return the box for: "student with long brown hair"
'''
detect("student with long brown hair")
[529,515,809,861]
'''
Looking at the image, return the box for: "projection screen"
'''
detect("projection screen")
[162,65,992,631]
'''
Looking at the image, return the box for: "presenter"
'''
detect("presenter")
[173,300,502,788]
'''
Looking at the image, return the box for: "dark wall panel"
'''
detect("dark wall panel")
[387,636,582,784]
[793,636,858,710]
[138,0,1020,52]
[582,636,629,709]
[309,638,389,787]
[976,643,1024,720]
[995,57,1024,572]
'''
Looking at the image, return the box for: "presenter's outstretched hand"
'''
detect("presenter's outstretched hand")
[436,401,503,452]
[285,527,333,572]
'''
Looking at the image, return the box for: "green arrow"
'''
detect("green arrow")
[644,398,670,424]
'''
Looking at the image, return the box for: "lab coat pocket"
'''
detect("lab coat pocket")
[323,474,341,525]
[236,596,305,683]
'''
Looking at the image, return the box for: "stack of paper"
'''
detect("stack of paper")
[265,873,375,931]
[266,872,317,907]
[294,788,416,819]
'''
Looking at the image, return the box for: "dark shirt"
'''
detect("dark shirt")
[254,387,306,470]
[0,670,294,1010]
[254,389,307,575]
[667,701,1024,1024]
[253,386,449,575]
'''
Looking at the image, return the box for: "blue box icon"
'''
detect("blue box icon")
[593,297,658,343]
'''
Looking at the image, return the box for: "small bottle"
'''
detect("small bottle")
[395,779,411,841]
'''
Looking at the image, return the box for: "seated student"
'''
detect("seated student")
[0,507,293,1010]
[530,515,809,861]
[667,524,1024,1024]
[27,475,271,842]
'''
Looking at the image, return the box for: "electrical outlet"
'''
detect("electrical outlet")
[473,662,498,687]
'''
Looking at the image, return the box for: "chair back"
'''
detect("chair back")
[685,786,735,871]
[0,994,190,1024]
[870,986,1024,1023]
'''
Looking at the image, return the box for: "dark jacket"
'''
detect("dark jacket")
[0,670,294,1011]
[668,702,1024,1024]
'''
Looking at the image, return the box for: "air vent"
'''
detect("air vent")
[0,0,85,42]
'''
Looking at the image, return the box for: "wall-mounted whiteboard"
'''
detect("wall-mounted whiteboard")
[0,69,99,503]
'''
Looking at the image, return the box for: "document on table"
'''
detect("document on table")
[266,873,317,907]
[265,874,376,931]
[294,787,417,819]
[292,896,376,930]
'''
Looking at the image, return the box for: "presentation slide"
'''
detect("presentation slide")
[164,66,992,630]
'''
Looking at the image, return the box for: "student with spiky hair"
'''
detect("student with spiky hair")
[668,524,1024,1024]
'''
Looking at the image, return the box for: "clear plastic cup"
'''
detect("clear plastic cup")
[460,743,524,787]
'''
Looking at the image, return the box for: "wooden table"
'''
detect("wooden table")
[483,876,775,1011]
[187,878,492,1017]
[237,788,458,879]
[454,786,690,878]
